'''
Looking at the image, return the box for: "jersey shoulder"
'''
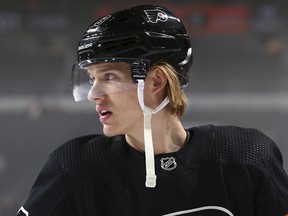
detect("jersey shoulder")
[201,125,279,172]
[50,134,128,186]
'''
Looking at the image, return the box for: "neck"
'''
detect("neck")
[125,110,187,155]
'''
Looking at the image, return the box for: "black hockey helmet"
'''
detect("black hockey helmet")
[76,4,193,87]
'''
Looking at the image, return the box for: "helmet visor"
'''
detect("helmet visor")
[71,58,149,102]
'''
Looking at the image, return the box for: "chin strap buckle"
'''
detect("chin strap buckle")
[146,174,157,188]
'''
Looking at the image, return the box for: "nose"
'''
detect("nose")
[87,81,106,102]
[88,92,106,102]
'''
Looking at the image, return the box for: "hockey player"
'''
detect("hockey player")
[17,5,288,216]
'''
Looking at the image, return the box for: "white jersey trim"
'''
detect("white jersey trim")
[17,206,29,216]
[162,206,234,216]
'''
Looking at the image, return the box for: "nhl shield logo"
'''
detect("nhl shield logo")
[160,156,177,171]
[144,9,168,23]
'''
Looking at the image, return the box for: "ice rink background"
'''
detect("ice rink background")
[0,0,288,215]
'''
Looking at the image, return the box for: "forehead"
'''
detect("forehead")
[87,62,130,74]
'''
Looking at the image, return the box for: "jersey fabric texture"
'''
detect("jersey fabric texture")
[17,125,288,216]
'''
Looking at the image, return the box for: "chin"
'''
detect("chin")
[102,126,121,137]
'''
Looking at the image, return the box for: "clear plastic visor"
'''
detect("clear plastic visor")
[72,59,139,102]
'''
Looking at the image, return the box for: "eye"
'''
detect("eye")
[104,73,117,81]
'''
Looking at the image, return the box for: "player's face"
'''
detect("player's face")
[87,62,143,136]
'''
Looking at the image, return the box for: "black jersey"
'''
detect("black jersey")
[17,125,288,216]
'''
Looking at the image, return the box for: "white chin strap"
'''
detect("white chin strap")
[137,80,170,188]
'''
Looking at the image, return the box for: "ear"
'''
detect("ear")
[146,67,168,95]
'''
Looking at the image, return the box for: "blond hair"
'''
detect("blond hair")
[154,62,189,117]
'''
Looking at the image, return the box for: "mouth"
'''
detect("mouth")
[99,110,112,117]
[97,108,113,123]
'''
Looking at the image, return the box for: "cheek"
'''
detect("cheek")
[113,89,141,111]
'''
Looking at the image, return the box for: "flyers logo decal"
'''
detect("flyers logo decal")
[144,9,168,23]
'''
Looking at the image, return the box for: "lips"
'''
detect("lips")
[99,110,111,116]
[96,106,112,123]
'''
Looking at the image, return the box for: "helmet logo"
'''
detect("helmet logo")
[144,9,168,23]
[160,157,177,171]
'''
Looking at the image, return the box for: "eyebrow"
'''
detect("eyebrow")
[87,65,115,74]
[87,63,129,75]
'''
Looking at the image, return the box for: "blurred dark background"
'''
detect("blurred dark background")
[0,0,288,215]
